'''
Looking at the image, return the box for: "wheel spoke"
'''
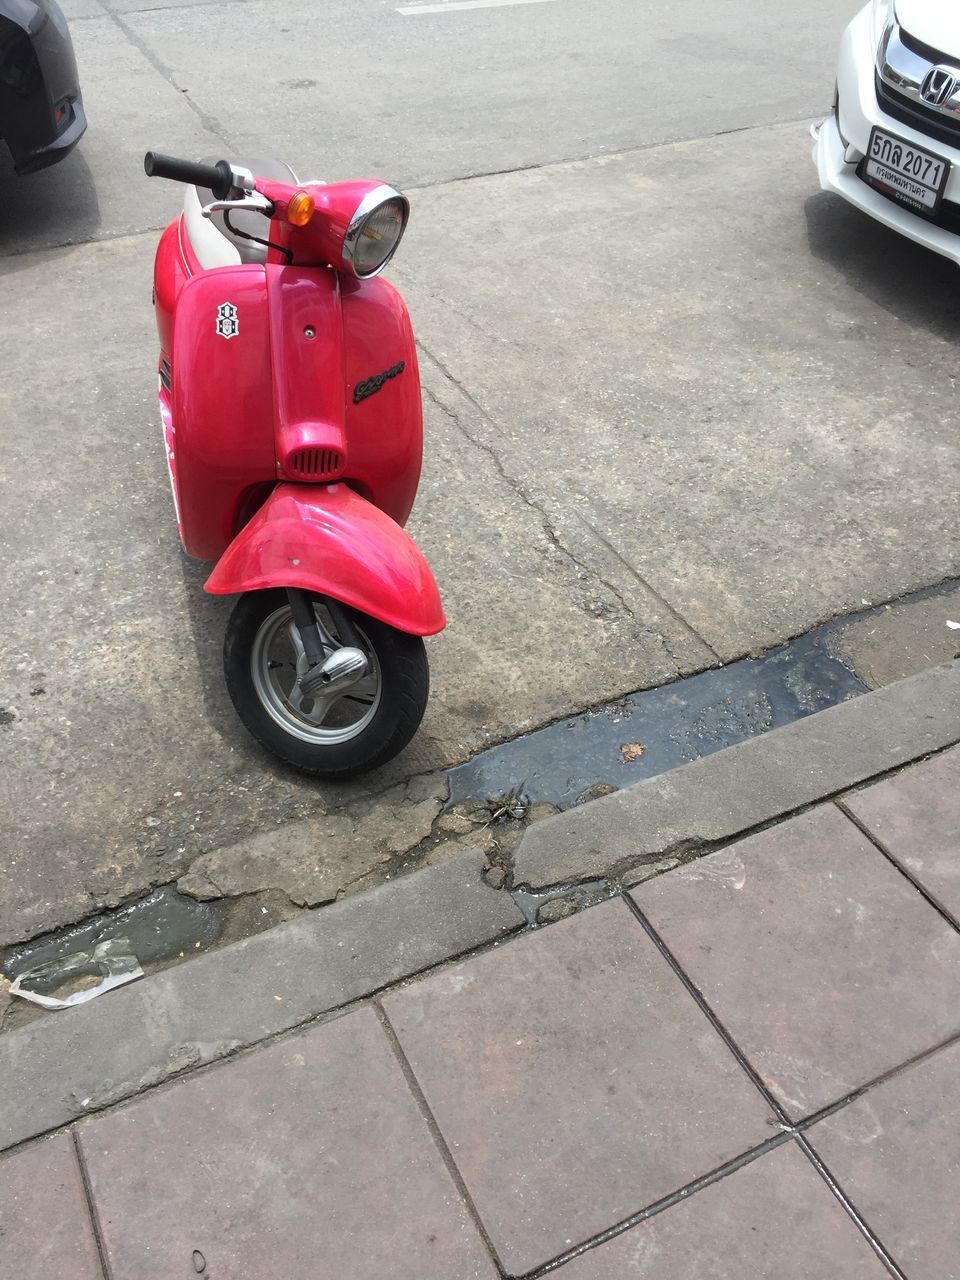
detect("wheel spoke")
[299,690,342,725]
[351,672,379,698]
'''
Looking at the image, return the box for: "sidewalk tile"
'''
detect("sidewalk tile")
[844,744,960,919]
[77,1006,496,1280]
[0,1133,102,1278]
[551,1140,888,1278]
[808,1038,960,1279]
[383,897,774,1276]
[632,805,960,1118]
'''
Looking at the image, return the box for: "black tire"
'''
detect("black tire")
[223,589,429,778]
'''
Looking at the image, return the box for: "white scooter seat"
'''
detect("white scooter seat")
[183,155,300,270]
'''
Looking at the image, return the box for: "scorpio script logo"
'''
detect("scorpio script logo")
[215,302,239,340]
[353,360,405,405]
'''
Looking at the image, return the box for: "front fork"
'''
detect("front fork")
[285,588,370,700]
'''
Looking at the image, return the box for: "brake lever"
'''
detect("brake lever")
[201,192,274,220]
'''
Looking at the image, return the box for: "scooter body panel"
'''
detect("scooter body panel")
[153,219,424,563]
[169,264,276,561]
[340,273,423,527]
[153,218,188,354]
[204,482,446,637]
[269,265,347,486]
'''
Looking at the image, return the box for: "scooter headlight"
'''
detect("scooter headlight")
[342,186,409,279]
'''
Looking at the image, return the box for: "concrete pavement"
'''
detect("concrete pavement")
[2,0,959,961]
[2,701,958,1278]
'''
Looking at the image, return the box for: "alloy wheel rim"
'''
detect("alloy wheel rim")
[250,604,382,745]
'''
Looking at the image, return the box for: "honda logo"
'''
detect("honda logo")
[920,65,960,107]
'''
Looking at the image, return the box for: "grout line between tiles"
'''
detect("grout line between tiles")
[622,895,916,1279]
[795,1134,909,1280]
[372,1000,509,1279]
[0,925,528,1161]
[836,799,960,934]
[797,1027,960,1134]
[72,1129,114,1280]
[518,1133,794,1279]
[621,894,793,1125]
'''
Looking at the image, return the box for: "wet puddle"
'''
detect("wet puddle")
[447,630,867,809]
[3,885,224,991]
[509,879,609,925]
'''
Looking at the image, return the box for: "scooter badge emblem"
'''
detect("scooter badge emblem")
[353,360,405,404]
[215,302,239,340]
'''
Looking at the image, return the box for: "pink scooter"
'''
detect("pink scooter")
[145,150,444,777]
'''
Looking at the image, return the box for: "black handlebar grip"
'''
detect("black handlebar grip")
[144,152,235,200]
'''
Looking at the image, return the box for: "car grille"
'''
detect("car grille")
[876,21,960,149]
[160,358,172,392]
[876,74,960,149]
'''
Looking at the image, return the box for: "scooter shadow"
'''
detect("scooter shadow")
[0,145,101,257]
[803,191,960,340]
[177,554,243,749]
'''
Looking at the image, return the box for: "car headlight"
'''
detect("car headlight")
[871,0,895,47]
[343,187,409,279]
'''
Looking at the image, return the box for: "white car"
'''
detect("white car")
[813,0,960,266]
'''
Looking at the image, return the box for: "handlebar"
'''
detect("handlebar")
[144,152,236,201]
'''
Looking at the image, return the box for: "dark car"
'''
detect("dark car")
[0,0,85,174]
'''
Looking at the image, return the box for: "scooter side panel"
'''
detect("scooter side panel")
[340,276,423,527]
[153,218,188,356]
[172,265,277,561]
[204,482,446,636]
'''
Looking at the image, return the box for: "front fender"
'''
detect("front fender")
[205,483,445,636]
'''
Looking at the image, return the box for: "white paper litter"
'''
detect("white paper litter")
[7,938,143,1010]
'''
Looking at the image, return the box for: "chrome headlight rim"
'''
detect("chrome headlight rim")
[342,184,410,279]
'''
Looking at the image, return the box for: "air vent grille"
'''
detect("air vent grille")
[286,448,345,480]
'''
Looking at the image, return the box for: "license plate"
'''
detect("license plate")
[864,127,949,213]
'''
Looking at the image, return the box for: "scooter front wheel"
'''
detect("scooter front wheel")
[223,589,429,778]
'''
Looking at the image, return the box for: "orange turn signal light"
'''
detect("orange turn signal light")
[286,190,316,227]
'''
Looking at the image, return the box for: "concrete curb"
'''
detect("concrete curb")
[513,660,960,889]
[0,848,522,1152]
[3,661,957,1154]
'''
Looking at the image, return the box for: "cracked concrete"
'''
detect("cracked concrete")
[418,344,715,677]
[421,377,643,636]
[395,125,960,661]
[420,349,661,647]
[177,777,448,907]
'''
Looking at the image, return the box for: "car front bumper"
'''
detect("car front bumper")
[0,0,87,174]
[13,87,85,173]
[812,2,960,268]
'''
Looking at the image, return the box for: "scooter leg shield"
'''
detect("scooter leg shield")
[204,483,445,637]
